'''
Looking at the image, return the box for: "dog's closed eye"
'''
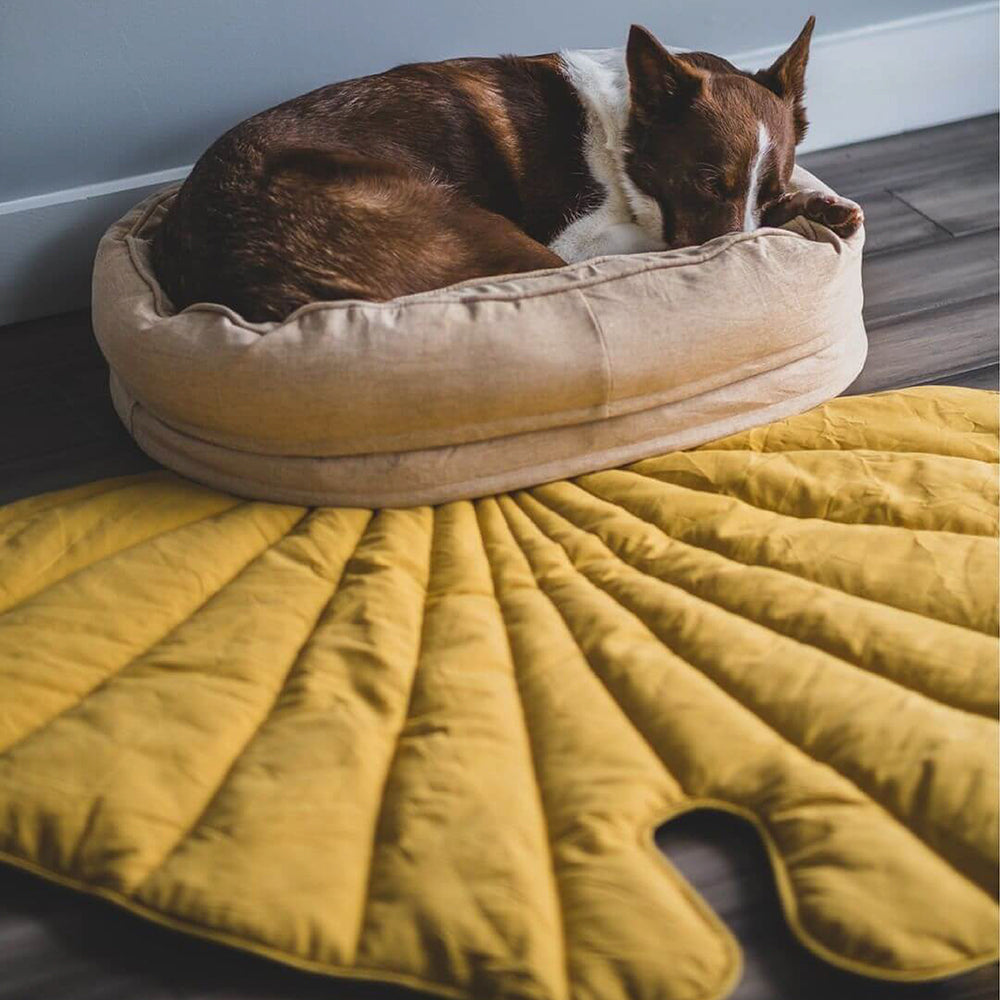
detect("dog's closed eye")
[694,165,732,199]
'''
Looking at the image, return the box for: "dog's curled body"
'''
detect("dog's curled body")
[153,53,601,320]
[153,18,861,323]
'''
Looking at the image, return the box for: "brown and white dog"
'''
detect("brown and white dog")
[153,18,862,322]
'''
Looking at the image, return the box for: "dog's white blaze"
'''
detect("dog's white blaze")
[743,121,772,232]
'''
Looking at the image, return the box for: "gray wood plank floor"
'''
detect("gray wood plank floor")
[0,115,997,1000]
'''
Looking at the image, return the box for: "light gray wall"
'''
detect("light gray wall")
[0,0,974,201]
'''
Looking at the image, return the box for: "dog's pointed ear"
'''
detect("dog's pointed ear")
[626,24,706,122]
[755,16,815,142]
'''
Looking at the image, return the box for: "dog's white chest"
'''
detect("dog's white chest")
[549,205,664,262]
[549,48,667,263]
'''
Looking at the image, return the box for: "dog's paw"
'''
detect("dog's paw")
[802,192,864,237]
[762,190,864,238]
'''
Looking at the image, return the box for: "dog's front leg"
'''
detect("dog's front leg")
[763,190,864,238]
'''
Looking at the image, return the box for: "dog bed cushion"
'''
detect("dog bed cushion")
[91,166,866,507]
[0,387,995,1000]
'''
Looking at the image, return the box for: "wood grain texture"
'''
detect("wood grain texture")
[799,115,999,199]
[862,230,999,327]
[925,363,999,391]
[846,295,999,395]
[0,115,997,998]
[891,162,1000,238]
[852,188,950,256]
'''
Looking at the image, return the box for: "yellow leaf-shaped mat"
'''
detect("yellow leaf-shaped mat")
[0,386,996,999]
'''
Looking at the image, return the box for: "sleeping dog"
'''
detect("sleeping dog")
[153,18,863,322]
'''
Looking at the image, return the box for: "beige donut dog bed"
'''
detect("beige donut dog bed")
[92,165,866,507]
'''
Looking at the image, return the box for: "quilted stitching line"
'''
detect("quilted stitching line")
[575,475,998,638]
[489,498,747,997]
[0,506,309,759]
[496,492,782,791]
[642,796,998,983]
[132,508,373,890]
[535,482,997,718]
[0,474,165,537]
[522,482,997,749]
[506,491,998,903]
[691,444,1000,463]
[0,490,242,617]
[476,497,572,1000]
[492,496,700,776]
[350,508,436,962]
[624,463,1000,538]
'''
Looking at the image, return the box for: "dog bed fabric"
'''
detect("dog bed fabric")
[91,166,867,507]
[0,387,996,1000]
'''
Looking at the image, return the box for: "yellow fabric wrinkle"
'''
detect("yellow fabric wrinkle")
[0,387,995,998]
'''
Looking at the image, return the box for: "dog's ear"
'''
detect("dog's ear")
[754,16,815,143]
[626,24,706,123]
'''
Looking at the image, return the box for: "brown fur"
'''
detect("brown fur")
[622,22,810,248]
[153,18,859,323]
[152,54,599,321]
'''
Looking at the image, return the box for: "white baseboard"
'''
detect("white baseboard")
[0,167,191,328]
[728,2,1000,154]
[1,1,997,327]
